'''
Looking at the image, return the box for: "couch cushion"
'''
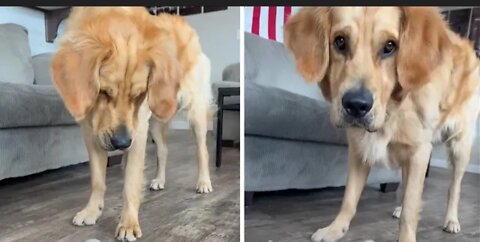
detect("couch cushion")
[33,53,54,85]
[245,81,347,145]
[245,32,324,102]
[0,23,34,85]
[0,82,76,128]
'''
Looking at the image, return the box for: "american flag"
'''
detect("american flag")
[244,6,300,43]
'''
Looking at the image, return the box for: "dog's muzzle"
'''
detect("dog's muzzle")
[341,88,375,132]
[110,125,132,150]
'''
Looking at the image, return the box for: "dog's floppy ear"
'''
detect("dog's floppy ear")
[147,41,181,122]
[284,7,330,83]
[51,36,105,121]
[319,75,332,102]
[397,7,450,91]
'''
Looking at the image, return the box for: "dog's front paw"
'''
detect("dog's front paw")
[311,225,348,242]
[443,219,461,233]
[116,216,142,242]
[196,179,213,193]
[149,178,165,191]
[72,206,102,226]
[392,206,402,219]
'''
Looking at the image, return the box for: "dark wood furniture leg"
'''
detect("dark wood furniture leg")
[380,182,400,193]
[44,9,71,43]
[245,192,255,206]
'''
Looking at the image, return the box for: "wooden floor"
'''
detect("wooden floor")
[246,167,480,242]
[0,130,240,242]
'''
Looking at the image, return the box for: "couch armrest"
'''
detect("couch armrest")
[222,63,240,82]
[245,81,348,145]
[245,32,325,102]
[0,82,75,129]
[32,53,54,85]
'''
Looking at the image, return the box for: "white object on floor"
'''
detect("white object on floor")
[85,239,101,242]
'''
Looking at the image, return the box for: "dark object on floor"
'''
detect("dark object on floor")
[216,87,240,168]
[380,182,400,193]
[107,154,122,167]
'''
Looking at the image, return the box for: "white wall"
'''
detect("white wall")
[0,7,65,55]
[185,7,240,82]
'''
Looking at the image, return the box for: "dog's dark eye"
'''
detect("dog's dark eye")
[131,91,146,101]
[382,40,396,58]
[334,36,347,52]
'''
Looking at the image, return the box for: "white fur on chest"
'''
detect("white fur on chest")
[354,132,390,167]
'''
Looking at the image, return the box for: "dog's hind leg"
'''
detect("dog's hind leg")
[443,124,474,233]
[190,107,213,194]
[149,119,170,191]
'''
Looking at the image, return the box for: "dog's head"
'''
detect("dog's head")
[285,7,450,132]
[51,7,181,151]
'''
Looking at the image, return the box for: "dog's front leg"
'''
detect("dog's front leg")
[312,147,370,242]
[398,143,431,242]
[392,164,409,219]
[116,123,149,242]
[73,124,108,226]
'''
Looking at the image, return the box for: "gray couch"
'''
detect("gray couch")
[0,23,89,180]
[244,33,401,195]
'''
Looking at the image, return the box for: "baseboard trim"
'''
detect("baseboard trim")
[430,158,480,174]
[169,120,190,130]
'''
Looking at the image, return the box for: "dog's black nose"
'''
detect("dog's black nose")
[110,125,132,150]
[342,88,373,118]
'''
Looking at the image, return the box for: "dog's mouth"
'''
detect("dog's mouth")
[338,112,377,133]
[97,135,116,151]
[350,123,377,133]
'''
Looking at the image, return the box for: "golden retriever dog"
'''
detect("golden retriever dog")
[51,7,213,241]
[285,7,479,242]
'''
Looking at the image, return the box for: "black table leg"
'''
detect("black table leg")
[245,192,255,206]
[216,92,224,168]
[380,182,400,193]
[426,152,432,178]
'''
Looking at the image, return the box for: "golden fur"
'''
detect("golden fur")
[51,7,213,241]
[285,7,480,242]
